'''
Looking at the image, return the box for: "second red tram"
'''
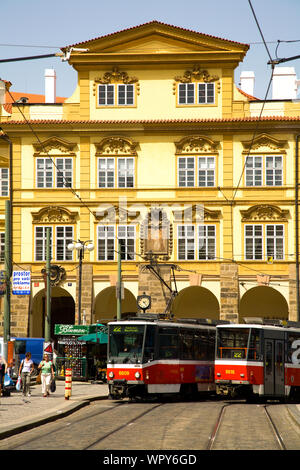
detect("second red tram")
[215,319,300,400]
[107,316,217,400]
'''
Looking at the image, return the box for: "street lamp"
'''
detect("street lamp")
[67,240,94,325]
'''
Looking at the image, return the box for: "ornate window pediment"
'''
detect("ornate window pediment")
[175,135,220,154]
[241,133,287,152]
[241,205,289,222]
[95,136,138,156]
[93,204,140,224]
[173,205,221,223]
[32,206,78,224]
[33,137,77,155]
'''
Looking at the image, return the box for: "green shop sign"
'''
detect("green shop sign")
[54,324,97,336]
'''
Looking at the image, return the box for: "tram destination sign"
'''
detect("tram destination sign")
[54,324,97,336]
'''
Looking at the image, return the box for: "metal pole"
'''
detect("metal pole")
[296,135,300,322]
[45,228,51,342]
[3,200,11,360]
[78,246,83,325]
[117,240,122,321]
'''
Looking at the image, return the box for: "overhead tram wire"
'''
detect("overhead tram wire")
[5,88,95,220]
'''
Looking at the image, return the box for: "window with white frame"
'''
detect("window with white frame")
[118,225,135,261]
[178,225,195,260]
[97,225,136,261]
[56,158,73,188]
[98,84,115,106]
[56,226,74,261]
[198,225,216,260]
[198,156,215,187]
[34,226,74,261]
[98,84,135,107]
[177,224,216,261]
[98,158,115,188]
[177,82,215,105]
[118,158,134,188]
[35,226,53,261]
[177,156,216,187]
[0,168,9,197]
[97,157,135,188]
[178,83,195,105]
[178,157,195,187]
[245,224,284,260]
[0,232,4,262]
[265,156,283,186]
[198,83,215,104]
[245,155,283,186]
[97,226,115,261]
[118,84,134,106]
[36,157,73,188]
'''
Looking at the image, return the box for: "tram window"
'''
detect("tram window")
[181,330,195,360]
[216,328,250,360]
[158,328,179,359]
[248,329,261,361]
[144,325,156,361]
[287,333,300,364]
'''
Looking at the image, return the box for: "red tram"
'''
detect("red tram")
[215,319,300,401]
[107,315,217,400]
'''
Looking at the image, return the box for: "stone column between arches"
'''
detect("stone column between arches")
[76,264,93,324]
[138,264,173,314]
[220,263,239,322]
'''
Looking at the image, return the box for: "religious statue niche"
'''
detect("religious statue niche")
[140,208,173,261]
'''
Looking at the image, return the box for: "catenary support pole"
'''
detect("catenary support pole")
[45,227,51,342]
[117,240,122,321]
[3,200,11,361]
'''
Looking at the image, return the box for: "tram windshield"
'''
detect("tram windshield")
[216,328,261,361]
[108,324,155,364]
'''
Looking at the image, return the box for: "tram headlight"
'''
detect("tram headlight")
[108,371,114,379]
[135,371,141,379]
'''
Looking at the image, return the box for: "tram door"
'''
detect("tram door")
[264,338,285,396]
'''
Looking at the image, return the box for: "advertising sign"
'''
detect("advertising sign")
[54,324,97,336]
[12,271,31,295]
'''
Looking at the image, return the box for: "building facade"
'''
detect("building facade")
[1,21,300,338]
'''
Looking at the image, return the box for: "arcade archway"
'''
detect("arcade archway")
[171,286,220,320]
[93,286,137,322]
[30,287,75,338]
[239,286,288,321]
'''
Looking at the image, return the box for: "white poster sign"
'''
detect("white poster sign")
[12,271,31,295]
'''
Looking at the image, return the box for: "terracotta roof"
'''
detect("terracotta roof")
[3,92,66,114]
[62,20,249,50]
[2,116,300,126]
[237,87,258,101]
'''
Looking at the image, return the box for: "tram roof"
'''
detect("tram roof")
[216,320,300,332]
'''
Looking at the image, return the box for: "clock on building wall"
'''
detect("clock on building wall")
[137,294,151,312]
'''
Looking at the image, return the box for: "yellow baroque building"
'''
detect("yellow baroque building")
[1,21,300,337]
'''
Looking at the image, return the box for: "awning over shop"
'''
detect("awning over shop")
[78,326,108,344]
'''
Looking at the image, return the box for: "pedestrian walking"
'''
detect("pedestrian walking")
[18,352,34,397]
[0,354,7,397]
[38,353,54,397]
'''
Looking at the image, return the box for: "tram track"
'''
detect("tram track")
[207,401,289,450]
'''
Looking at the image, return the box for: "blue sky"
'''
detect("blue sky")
[1,0,300,100]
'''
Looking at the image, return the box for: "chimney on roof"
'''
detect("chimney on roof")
[239,71,255,97]
[272,66,300,100]
[45,69,56,103]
